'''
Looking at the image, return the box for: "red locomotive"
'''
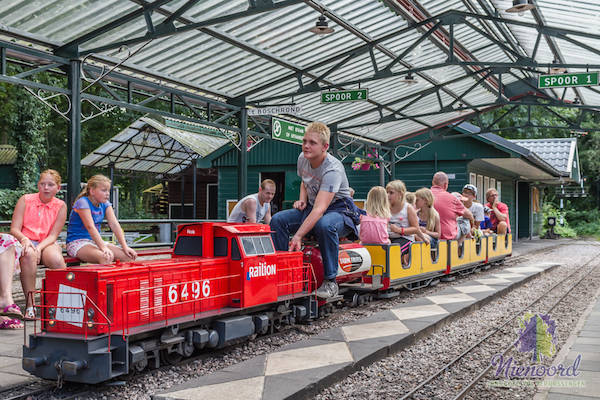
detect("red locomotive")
[23,222,316,384]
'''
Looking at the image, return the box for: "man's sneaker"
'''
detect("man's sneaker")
[316,280,339,299]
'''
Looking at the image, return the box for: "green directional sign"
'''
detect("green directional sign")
[538,72,599,88]
[271,117,305,145]
[321,89,368,103]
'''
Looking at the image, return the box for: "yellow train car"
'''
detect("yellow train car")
[487,234,512,262]
[364,242,422,290]
[421,241,448,275]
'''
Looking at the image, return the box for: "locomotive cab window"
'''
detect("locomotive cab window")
[240,235,275,256]
[214,237,228,257]
[231,238,241,260]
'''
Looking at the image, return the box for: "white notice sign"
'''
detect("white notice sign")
[247,105,302,116]
[56,284,87,327]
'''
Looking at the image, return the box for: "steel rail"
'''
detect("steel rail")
[399,250,600,400]
[452,252,600,400]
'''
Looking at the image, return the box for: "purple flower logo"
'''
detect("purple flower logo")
[514,312,557,363]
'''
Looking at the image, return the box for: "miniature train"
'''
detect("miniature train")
[22,222,512,384]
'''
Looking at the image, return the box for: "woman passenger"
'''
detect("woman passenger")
[386,180,428,264]
[10,169,67,319]
[0,234,23,328]
[415,188,441,249]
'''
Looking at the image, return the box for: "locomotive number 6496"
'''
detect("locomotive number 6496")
[168,280,211,304]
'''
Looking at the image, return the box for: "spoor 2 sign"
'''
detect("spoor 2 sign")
[271,117,305,145]
[538,72,599,88]
[321,89,368,103]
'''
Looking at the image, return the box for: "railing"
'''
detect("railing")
[120,273,242,335]
[26,290,113,348]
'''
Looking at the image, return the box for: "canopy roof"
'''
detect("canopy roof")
[81,116,229,174]
[1,1,600,145]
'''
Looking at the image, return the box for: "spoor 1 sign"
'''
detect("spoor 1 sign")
[538,72,599,88]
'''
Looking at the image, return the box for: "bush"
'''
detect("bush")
[564,208,600,238]
[0,189,27,221]
[541,203,577,238]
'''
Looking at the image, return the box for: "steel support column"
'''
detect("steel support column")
[67,59,82,210]
[238,105,248,199]
[192,160,197,219]
[329,124,338,158]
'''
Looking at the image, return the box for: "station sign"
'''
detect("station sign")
[538,72,599,88]
[247,105,302,116]
[271,117,305,145]
[321,89,368,104]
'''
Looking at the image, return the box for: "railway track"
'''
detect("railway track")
[398,251,600,400]
[0,241,569,400]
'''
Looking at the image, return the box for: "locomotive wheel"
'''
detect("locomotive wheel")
[160,348,183,365]
[182,341,194,358]
[134,358,148,372]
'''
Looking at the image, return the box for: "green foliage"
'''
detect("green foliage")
[0,188,27,221]
[564,208,600,238]
[541,203,577,238]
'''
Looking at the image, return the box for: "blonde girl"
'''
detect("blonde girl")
[10,169,67,319]
[415,188,441,249]
[405,192,416,208]
[359,186,391,244]
[66,175,137,264]
[386,180,429,262]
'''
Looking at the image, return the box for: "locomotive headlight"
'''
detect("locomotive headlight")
[66,272,75,281]
[87,308,95,320]
[87,322,94,328]
[48,319,56,326]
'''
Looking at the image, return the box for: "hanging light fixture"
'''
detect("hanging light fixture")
[549,59,567,74]
[402,72,418,84]
[457,103,469,115]
[506,0,536,13]
[309,15,334,35]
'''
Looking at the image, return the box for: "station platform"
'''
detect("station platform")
[153,239,567,400]
[0,238,574,394]
[535,286,600,400]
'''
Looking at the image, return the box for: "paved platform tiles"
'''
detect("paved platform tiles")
[155,261,561,400]
[0,238,573,392]
[535,287,600,400]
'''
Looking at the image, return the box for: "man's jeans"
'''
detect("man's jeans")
[270,208,352,281]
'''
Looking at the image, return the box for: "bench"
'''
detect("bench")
[64,247,173,266]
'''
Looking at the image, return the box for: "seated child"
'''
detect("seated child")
[415,188,440,250]
[359,186,391,245]
[66,175,138,264]
[480,206,493,234]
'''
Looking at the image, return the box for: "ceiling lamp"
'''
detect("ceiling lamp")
[402,73,418,84]
[506,0,536,13]
[309,15,334,35]
[549,59,567,74]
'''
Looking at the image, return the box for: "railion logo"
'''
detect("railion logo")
[186,228,196,235]
[246,261,276,280]
[338,250,363,273]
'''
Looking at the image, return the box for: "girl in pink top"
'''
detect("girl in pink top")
[359,186,391,245]
[10,169,67,319]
